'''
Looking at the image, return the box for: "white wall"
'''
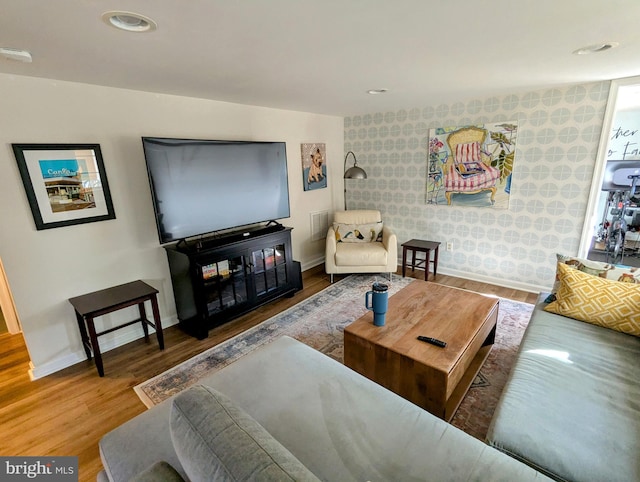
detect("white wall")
[0,74,343,378]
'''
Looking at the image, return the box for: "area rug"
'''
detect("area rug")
[135,274,534,440]
[135,274,414,406]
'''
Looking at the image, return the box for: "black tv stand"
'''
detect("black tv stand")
[165,226,302,339]
[176,223,286,254]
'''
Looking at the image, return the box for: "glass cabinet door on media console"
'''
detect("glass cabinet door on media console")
[196,254,250,316]
[251,242,289,298]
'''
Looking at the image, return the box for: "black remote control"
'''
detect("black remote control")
[417,336,447,348]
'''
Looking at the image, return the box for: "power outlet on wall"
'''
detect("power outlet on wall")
[446,242,453,251]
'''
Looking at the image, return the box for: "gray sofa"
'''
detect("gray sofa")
[487,294,640,482]
[99,336,550,481]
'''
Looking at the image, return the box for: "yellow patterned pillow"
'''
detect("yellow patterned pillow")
[545,263,640,337]
[545,253,640,303]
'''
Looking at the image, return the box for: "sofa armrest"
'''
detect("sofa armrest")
[171,385,320,482]
[382,226,398,268]
[325,226,337,273]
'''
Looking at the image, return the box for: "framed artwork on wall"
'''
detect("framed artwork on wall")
[12,143,116,230]
[427,122,518,208]
[301,143,327,191]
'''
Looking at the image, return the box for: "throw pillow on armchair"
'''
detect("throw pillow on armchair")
[333,222,383,243]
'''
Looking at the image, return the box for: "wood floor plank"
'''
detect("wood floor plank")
[0,265,538,481]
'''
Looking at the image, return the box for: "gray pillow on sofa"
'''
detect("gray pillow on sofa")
[170,385,320,482]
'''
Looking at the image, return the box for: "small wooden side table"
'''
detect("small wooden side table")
[401,239,441,281]
[69,280,164,377]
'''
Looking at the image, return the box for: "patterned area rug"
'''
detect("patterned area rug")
[135,274,533,440]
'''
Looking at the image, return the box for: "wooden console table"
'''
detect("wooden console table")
[69,280,164,377]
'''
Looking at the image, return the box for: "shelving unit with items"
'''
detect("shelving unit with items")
[165,226,302,339]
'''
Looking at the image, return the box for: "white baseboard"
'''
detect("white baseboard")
[301,255,325,272]
[431,266,548,294]
[29,315,179,380]
[314,254,549,294]
[29,355,82,381]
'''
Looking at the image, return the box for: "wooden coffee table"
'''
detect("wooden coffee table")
[344,280,498,421]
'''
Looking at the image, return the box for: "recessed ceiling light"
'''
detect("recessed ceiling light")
[367,89,389,95]
[102,11,157,32]
[572,42,619,55]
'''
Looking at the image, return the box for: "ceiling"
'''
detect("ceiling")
[1,0,640,116]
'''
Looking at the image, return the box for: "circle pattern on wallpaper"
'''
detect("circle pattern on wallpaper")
[344,82,610,289]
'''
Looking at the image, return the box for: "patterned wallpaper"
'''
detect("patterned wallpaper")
[344,81,610,291]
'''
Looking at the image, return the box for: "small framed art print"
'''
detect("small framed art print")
[12,143,116,230]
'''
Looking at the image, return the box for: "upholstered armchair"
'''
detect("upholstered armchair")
[325,210,397,283]
[444,126,500,205]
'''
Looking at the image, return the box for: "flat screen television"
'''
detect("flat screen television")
[142,137,290,244]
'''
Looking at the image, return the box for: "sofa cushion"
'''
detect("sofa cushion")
[488,294,640,482]
[546,253,640,302]
[545,262,640,336]
[333,222,383,242]
[334,241,388,266]
[170,384,320,482]
[131,461,185,482]
[199,336,550,482]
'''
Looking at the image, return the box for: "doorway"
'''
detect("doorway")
[0,256,24,340]
[0,257,30,388]
[0,306,6,333]
[580,76,640,267]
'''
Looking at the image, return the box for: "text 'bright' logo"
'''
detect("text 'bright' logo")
[1,457,78,481]
[5,460,52,478]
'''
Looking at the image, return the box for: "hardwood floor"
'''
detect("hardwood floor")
[0,266,538,482]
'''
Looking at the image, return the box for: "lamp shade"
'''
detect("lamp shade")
[343,151,367,210]
[344,165,367,179]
